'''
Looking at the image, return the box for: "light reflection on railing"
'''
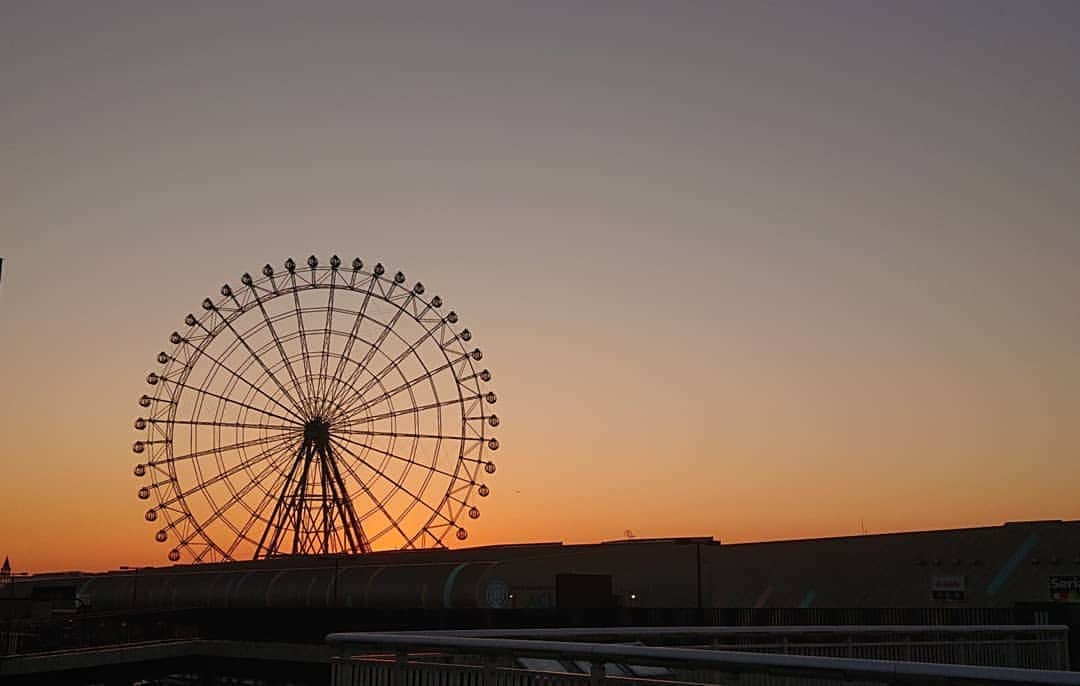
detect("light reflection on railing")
[328,629,1080,686]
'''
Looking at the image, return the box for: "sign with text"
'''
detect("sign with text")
[931,575,966,601]
[1049,576,1080,602]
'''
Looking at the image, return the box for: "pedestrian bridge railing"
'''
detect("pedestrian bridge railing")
[398,625,1070,670]
[327,628,1080,686]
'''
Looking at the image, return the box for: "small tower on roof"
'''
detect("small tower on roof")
[1,556,10,579]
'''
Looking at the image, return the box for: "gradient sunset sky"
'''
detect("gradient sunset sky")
[2,1,1079,572]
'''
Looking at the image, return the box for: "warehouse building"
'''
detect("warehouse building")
[7,519,1079,614]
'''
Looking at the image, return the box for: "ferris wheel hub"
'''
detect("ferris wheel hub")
[303,417,333,448]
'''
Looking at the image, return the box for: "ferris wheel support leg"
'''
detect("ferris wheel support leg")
[255,441,308,558]
[321,442,372,554]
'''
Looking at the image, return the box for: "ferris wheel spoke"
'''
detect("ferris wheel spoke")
[157,377,301,425]
[169,339,307,424]
[339,312,448,410]
[153,432,294,467]
[249,287,315,418]
[155,432,298,510]
[334,322,452,419]
[325,298,410,412]
[326,273,376,407]
[314,269,338,416]
[332,433,464,483]
[224,447,305,558]
[289,273,319,406]
[147,418,302,432]
[329,436,455,527]
[181,438,298,555]
[334,427,479,444]
[355,393,483,425]
[331,341,416,425]
[408,526,448,549]
[340,352,468,419]
[212,310,311,423]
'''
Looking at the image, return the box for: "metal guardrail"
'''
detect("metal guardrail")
[327,630,1080,686]
[408,625,1070,670]
[414,625,1070,638]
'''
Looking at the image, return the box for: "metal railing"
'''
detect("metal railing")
[399,626,1070,670]
[327,630,1080,686]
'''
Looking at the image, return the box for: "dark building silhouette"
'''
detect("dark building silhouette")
[8,520,1080,614]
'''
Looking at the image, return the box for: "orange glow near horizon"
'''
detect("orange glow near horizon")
[3,387,1079,574]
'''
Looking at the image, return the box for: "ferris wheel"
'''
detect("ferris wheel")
[131,255,499,563]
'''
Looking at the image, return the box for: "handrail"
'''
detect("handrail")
[384,624,1069,638]
[327,631,1080,685]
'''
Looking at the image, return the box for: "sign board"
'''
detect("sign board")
[1049,576,1080,602]
[484,580,509,609]
[931,575,965,601]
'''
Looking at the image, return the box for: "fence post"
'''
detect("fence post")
[329,643,344,686]
[394,648,409,686]
[482,655,498,686]
[1061,630,1070,671]
[590,660,605,686]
